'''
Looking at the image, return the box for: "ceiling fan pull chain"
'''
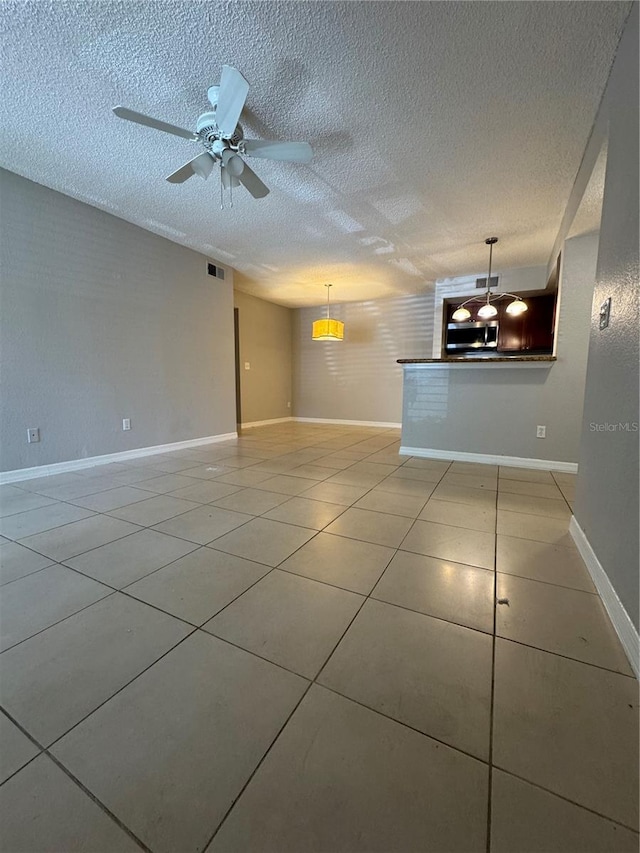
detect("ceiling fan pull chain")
[220,169,224,210]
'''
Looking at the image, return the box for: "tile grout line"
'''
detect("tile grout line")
[203,458,563,848]
[202,502,401,850]
[45,749,155,853]
[485,474,500,853]
[315,681,492,765]
[494,569,598,596]
[30,628,200,755]
[0,705,153,852]
[203,457,462,849]
[490,764,640,835]
[197,681,315,853]
[0,589,120,656]
[488,634,636,679]
[390,462,454,556]
[186,437,408,848]
[551,470,576,512]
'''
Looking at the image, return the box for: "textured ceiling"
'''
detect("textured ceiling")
[0,1,631,306]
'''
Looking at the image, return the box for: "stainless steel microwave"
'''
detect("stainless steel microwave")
[445,320,499,354]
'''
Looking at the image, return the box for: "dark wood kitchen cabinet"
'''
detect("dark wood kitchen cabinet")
[497,293,556,353]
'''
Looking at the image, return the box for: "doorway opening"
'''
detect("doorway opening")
[233,308,242,433]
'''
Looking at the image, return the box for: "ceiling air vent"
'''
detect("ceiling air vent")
[207,263,225,280]
[476,275,499,289]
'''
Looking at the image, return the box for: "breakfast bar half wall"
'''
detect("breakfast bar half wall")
[397,357,580,472]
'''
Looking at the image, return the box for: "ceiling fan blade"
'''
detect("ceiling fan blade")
[241,140,313,163]
[238,162,270,199]
[166,152,215,183]
[113,106,197,140]
[207,85,220,109]
[215,65,249,137]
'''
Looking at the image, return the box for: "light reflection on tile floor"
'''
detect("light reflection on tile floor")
[0,423,637,852]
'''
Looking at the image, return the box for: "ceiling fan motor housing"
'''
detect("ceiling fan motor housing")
[196,111,243,148]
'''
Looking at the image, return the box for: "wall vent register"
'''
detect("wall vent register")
[476,275,499,289]
[207,263,225,280]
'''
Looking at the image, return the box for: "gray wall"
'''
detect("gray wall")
[0,170,236,472]
[234,284,293,425]
[293,294,435,424]
[401,233,597,462]
[574,4,639,629]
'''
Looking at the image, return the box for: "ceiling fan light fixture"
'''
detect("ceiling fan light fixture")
[312,284,344,341]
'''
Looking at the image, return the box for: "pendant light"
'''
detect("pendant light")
[477,237,499,318]
[312,284,344,341]
[451,305,471,322]
[506,297,528,316]
[451,237,528,321]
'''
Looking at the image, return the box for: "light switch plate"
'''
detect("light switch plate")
[599,297,611,330]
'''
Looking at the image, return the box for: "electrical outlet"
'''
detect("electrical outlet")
[287,401,291,409]
[27,427,40,444]
[536,425,546,439]
[599,297,611,330]
[122,418,131,431]
[244,362,251,370]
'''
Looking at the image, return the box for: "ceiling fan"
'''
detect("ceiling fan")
[112,65,313,203]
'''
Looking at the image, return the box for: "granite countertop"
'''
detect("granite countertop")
[397,356,556,364]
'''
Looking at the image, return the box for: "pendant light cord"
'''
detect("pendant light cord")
[484,237,498,304]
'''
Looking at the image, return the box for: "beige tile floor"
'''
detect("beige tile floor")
[0,422,638,852]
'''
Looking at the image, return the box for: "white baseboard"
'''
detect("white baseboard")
[570,517,639,679]
[399,446,578,473]
[241,417,294,429]
[0,432,238,484]
[294,417,402,429]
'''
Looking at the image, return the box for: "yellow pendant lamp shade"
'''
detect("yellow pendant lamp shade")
[312,284,344,341]
[312,317,345,340]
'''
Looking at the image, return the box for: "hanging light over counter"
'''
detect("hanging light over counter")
[312,284,344,341]
[451,238,528,321]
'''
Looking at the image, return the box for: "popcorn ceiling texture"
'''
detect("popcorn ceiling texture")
[0,1,631,306]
